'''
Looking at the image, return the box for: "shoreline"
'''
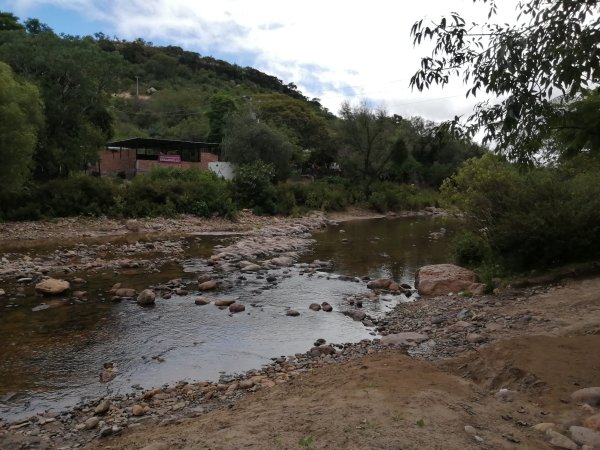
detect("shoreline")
[1,209,598,449]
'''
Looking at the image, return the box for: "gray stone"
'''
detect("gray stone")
[84,416,100,429]
[137,289,156,306]
[286,309,300,317]
[572,387,600,406]
[95,399,111,415]
[381,332,429,347]
[569,426,600,447]
[547,430,578,450]
[309,303,321,311]
[321,302,333,312]
[351,310,367,321]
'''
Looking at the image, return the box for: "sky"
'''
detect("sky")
[0,0,519,122]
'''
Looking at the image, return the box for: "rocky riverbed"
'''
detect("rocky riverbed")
[1,210,599,449]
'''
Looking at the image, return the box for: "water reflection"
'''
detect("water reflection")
[304,216,455,283]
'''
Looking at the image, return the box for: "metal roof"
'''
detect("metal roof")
[107,137,219,151]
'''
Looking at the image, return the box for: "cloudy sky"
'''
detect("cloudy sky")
[1,0,519,121]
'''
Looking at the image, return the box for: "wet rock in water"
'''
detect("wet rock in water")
[84,416,100,429]
[309,303,322,311]
[35,278,70,295]
[99,362,117,383]
[238,379,254,390]
[0,288,5,296]
[229,303,245,313]
[266,275,277,283]
[95,399,111,415]
[415,264,478,296]
[198,280,218,291]
[137,289,156,306]
[367,278,393,290]
[314,338,326,346]
[321,302,333,312]
[270,256,294,267]
[214,298,235,307]
[286,309,300,317]
[571,387,600,406]
[72,290,87,299]
[197,274,212,284]
[113,288,137,298]
[351,310,367,321]
[584,414,600,431]
[72,277,87,285]
[32,304,50,312]
[381,332,429,347]
[194,297,210,305]
[569,426,600,447]
[241,263,261,272]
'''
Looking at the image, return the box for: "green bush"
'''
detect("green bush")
[232,161,277,215]
[442,154,600,270]
[368,182,439,212]
[123,167,236,218]
[451,231,489,267]
[40,175,118,217]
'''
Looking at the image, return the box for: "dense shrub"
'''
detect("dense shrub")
[123,167,236,218]
[442,154,600,270]
[232,161,277,215]
[368,182,439,212]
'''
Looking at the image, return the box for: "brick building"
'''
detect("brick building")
[97,138,219,178]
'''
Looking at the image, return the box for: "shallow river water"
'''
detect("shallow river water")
[0,215,454,420]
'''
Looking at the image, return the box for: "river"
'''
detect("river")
[0,215,455,420]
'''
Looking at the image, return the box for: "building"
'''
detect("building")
[98,137,219,178]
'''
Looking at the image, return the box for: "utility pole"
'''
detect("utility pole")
[135,76,139,98]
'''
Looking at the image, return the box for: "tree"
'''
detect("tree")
[337,100,398,185]
[0,62,43,195]
[206,92,237,142]
[410,0,600,163]
[221,110,297,180]
[0,31,125,178]
[0,11,23,31]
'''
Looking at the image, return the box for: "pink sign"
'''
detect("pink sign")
[159,154,181,164]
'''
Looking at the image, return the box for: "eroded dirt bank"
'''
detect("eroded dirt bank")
[0,211,599,449]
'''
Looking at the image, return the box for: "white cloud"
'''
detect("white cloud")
[7,0,520,120]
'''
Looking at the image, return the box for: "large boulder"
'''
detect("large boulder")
[415,264,478,296]
[35,278,70,295]
[113,288,137,298]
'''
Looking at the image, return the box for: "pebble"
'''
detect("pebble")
[286,309,300,317]
[95,399,111,415]
[84,417,100,429]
